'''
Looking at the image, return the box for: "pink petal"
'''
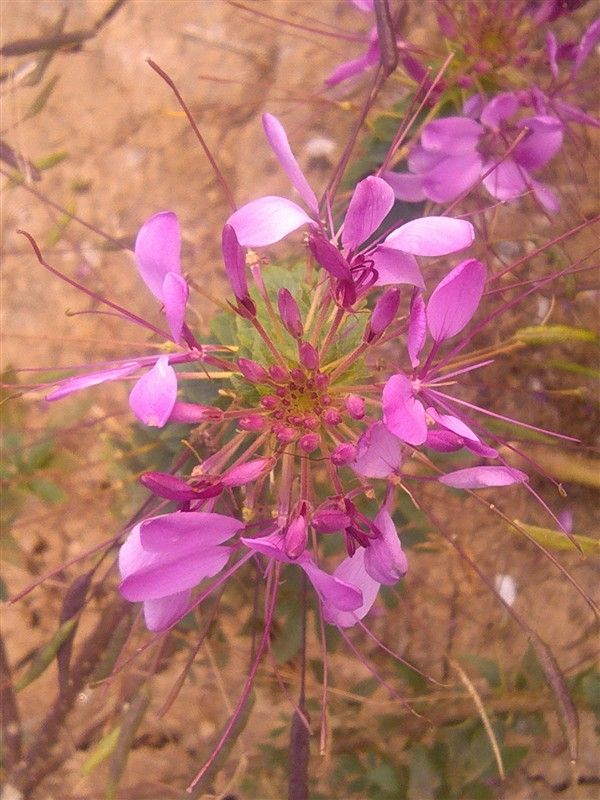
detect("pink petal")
[480,92,519,128]
[221,224,248,301]
[119,523,231,602]
[364,509,408,585]
[531,179,560,213]
[162,272,188,343]
[514,116,563,170]
[371,247,424,288]
[262,114,319,214]
[308,234,352,280]
[143,592,190,631]
[574,18,600,75]
[134,211,181,300]
[227,196,314,247]
[464,438,499,459]
[382,171,426,202]
[420,116,483,154]
[382,373,427,445]
[301,559,363,611]
[322,549,380,628]
[425,429,463,452]
[120,545,231,601]
[353,421,403,478]
[342,176,395,251]
[439,466,528,489]
[420,152,484,203]
[482,158,529,201]
[408,145,446,173]
[426,407,479,441]
[139,511,244,552]
[352,0,374,11]
[325,33,379,86]
[463,94,484,118]
[241,532,288,561]
[325,52,375,87]
[384,216,475,257]
[46,362,140,400]
[222,458,272,487]
[426,258,485,342]
[407,292,426,367]
[546,32,559,79]
[552,98,599,128]
[128,355,177,428]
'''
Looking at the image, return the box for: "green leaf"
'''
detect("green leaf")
[23,74,60,121]
[460,655,501,689]
[26,476,66,504]
[81,725,121,775]
[407,745,440,800]
[106,689,150,800]
[26,440,56,471]
[15,618,77,691]
[548,360,600,380]
[513,325,599,346]
[512,521,599,555]
[34,151,69,171]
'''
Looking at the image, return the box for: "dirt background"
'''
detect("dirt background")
[1,1,599,799]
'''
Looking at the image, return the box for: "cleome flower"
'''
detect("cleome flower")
[227,113,475,306]
[35,114,556,641]
[384,91,564,211]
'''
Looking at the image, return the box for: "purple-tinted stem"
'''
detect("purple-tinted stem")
[18,230,171,340]
[1,166,127,249]
[357,619,448,686]
[374,0,398,78]
[187,562,279,791]
[288,572,310,800]
[147,60,236,213]
[227,0,367,42]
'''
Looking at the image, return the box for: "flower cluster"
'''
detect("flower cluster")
[329,0,598,214]
[42,113,537,636]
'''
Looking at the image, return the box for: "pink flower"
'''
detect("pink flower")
[323,509,407,627]
[385,92,564,212]
[381,259,528,488]
[134,211,189,343]
[227,114,474,305]
[119,511,245,631]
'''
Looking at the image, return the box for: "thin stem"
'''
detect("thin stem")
[288,573,310,800]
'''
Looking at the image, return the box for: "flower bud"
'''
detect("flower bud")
[364,287,400,343]
[273,424,297,443]
[299,433,320,453]
[308,234,351,280]
[345,394,365,419]
[238,415,266,432]
[140,471,199,500]
[315,373,329,390]
[330,442,357,466]
[290,367,305,383]
[284,515,308,559]
[222,224,248,302]
[269,364,288,382]
[238,358,268,383]
[222,457,273,486]
[168,401,223,423]
[277,288,303,338]
[260,394,279,410]
[323,408,342,426]
[298,341,319,371]
[312,502,351,532]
